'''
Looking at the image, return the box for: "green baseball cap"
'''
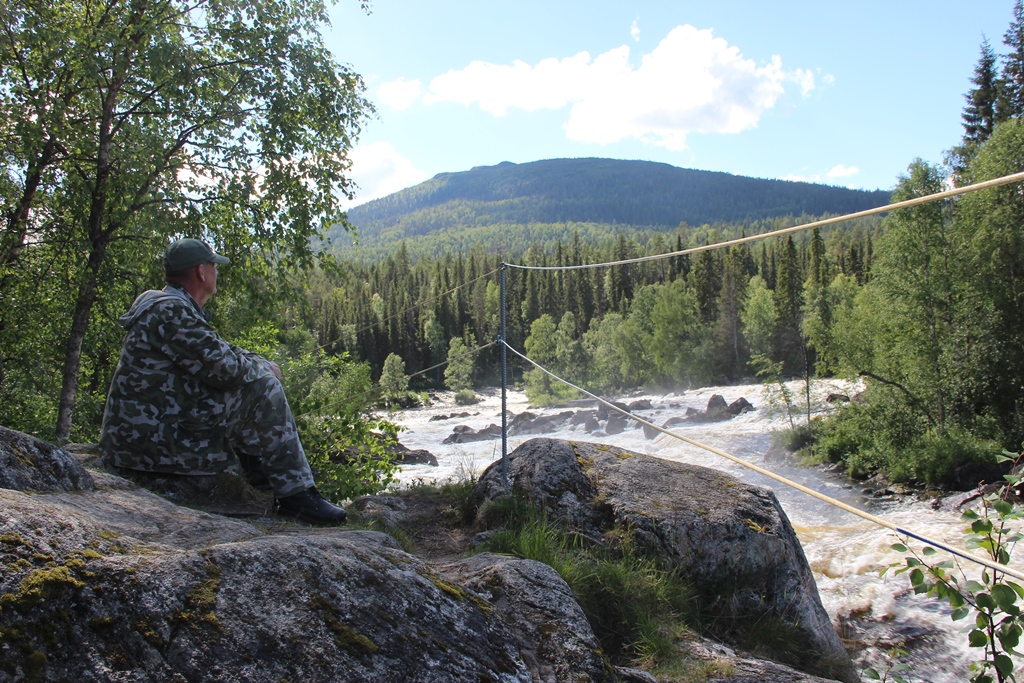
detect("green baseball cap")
[163,238,230,270]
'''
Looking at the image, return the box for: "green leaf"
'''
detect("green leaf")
[977,592,996,610]
[922,546,937,556]
[994,499,1014,517]
[997,622,1021,650]
[969,629,990,647]
[909,568,925,586]
[993,583,1018,611]
[994,653,1014,677]
[863,668,880,680]
[952,606,971,620]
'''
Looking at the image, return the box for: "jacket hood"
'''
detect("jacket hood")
[118,286,200,329]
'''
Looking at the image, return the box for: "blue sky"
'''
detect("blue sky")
[325,2,1015,207]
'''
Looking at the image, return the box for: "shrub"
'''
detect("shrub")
[453,388,477,405]
[883,448,1024,683]
[285,351,400,502]
[812,398,1001,485]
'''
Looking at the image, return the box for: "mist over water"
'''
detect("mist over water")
[392,380,1015,681]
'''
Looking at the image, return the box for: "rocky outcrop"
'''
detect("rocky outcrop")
[0,427,851,683]
[475,438,856,683]
[642,396,754,439]
[504,396,756,443]
[339,439,438,467]
[389,441,438,466]
[429,411,473,421]
[0,433,576,683]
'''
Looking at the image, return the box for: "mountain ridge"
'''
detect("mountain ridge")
[334,157,891,254]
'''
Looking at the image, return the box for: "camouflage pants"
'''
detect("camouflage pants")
[224,375,315,497]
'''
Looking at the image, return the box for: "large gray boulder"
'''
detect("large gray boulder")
[0,433,577,683]
[475,438,855,683]
[0,490,537,682]
[0,428,851,683]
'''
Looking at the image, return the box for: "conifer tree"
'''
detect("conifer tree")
[963,37,1000,144]
[1002,0,1024,120]
[774,236,805,372]
[713,247,749,379]
[691,242,722,325]
[803,228,832,374]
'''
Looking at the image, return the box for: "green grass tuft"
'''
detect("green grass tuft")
[478,498,694,667]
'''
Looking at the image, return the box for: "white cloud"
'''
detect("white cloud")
[342,142,428,209]
[631,18,640,42]
[422,25,812,150]
[789,68,816,97]
[782,173,808,182]
[377,77,422,110]
[426,52,595,115]
[827,164,859,179]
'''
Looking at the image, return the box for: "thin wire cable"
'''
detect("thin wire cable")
[504,170,1024,272]
[315,267,501,352]
[502,340,1024,582]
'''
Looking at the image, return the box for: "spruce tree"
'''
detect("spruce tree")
[773,236,805,373]
[713,247,749,379]
[963,37,1000,144]
[691,242,722,325]
[1002,0,1024,120]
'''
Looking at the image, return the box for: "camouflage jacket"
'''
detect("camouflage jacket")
[99,284,275,474]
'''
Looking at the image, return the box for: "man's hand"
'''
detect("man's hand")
[268,361,282,379]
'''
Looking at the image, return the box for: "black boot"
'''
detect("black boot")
[275,487,347,526]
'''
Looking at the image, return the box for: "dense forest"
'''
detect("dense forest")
[304,216,879,393]
[336,158,890,260]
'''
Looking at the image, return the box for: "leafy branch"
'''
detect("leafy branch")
[884,448,1024,683]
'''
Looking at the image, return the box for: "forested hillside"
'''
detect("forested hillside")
[334,158,890,258]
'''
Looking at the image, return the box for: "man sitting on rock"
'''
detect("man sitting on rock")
[99,238,347,525]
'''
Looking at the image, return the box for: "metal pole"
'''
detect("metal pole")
[500,263,509,488]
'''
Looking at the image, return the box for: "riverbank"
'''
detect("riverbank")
[387,381,1014,682]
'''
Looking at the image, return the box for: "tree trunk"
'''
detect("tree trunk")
[54,77,118,443]
[54,232,111,443]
